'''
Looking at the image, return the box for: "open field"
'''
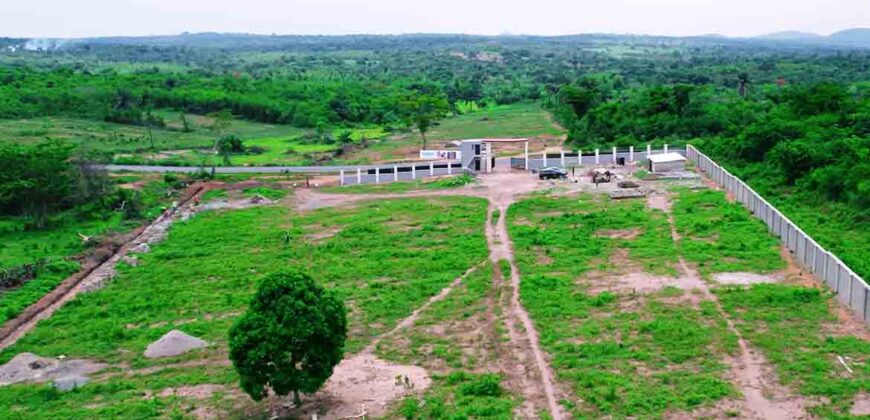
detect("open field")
[344,103,565,164]
[0,165,868,419]
[0,176,180,325]
[508,180,870,418]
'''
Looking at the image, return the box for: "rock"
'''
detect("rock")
[121,255,138,267]
[54,375,89,391]
[617,180,640,188]
[144,330,208,359]
[130,243,151,254]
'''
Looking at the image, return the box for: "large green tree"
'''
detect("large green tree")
[229,270,347,405]
[399,93,449,150]
[0,140,75,229]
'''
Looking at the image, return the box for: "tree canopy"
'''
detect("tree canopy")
[228,270,348,404]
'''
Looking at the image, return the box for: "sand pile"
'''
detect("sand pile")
[144,330,208,359]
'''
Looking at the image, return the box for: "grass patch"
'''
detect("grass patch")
[716,284,870,417]
[507,194,741,417]
[394,371,518,419]
[671,188,785,276]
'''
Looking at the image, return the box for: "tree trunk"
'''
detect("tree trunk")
[420,130,427,150]
[293,390,301,406]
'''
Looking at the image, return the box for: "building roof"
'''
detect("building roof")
[648,152,687,163]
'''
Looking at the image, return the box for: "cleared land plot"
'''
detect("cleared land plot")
[0,177,178,324]
[0,195,490,418]
[508,188,870,418]
[347,103,565,164]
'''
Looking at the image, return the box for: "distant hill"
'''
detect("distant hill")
[759,31,822,41]
[828,28,870,45]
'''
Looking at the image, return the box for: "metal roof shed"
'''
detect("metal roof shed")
[648,152,687,173]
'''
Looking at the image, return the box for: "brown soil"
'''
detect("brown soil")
[595,227,644,240]
[159,384,226,399]
[851,392,870,416]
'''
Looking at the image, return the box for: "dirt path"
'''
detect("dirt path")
[657,192,806,419]
[294,172,566,418]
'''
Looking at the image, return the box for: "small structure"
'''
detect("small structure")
[459,138,529,173]
[648,152,687,173]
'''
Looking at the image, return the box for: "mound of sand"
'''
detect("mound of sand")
[0,353,107,390]
[144,330,208,359]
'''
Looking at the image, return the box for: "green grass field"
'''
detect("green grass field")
[343,102,565,164]
[507,190,869,418]
[0,179,176,324]
[0,196,489,418]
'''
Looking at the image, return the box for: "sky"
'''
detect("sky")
[2,0,869,39]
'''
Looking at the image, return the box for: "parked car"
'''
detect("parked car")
[538,167,567,180]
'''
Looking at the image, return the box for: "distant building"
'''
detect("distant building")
[648,152,686,173]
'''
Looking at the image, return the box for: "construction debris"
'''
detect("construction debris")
[610,189,650,200]
[0,353,106,387]
[617,180,640,189]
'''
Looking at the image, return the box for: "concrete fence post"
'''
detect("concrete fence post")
[595,149,600,164]
[629,146,634,162]
[394,165,398,181]
[560,151,565,167]
[375,167,380,184]
[542,151,547,167]
[356,168,362,184]
[447,162,452,175]
[525,142,529,171]
[578,150,582,166]
[612,147,617,163]
[430,162,434,177]
[340,169,345,186]
[664,144,669,154]
[647,144,652,158]
[412,165,416,180]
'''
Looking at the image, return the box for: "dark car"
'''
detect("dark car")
[538,167,567,180]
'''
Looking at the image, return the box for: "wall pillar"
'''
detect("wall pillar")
[560,151,565,167]
[447,162,452,175]
[612,147,617,163]
[664,144,669,154]
[375,167,380,183]
[430,162,434,177]
[356,168,362,184]
[524,141,529,171]
[595,149,599,164]
[647,144,652,158]
[412,164,416,180]
[340,169,345,186]
[393,165,398,181]
[629,146,634,162]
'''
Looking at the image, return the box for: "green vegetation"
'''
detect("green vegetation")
[717,284,870,417]
[508,195,741,417]
[229,270,347,404]
[671,188,785,276]
[396,371,518,419]
[0,141,180,324]
[550,75,870,279]
[0,196,488,417]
